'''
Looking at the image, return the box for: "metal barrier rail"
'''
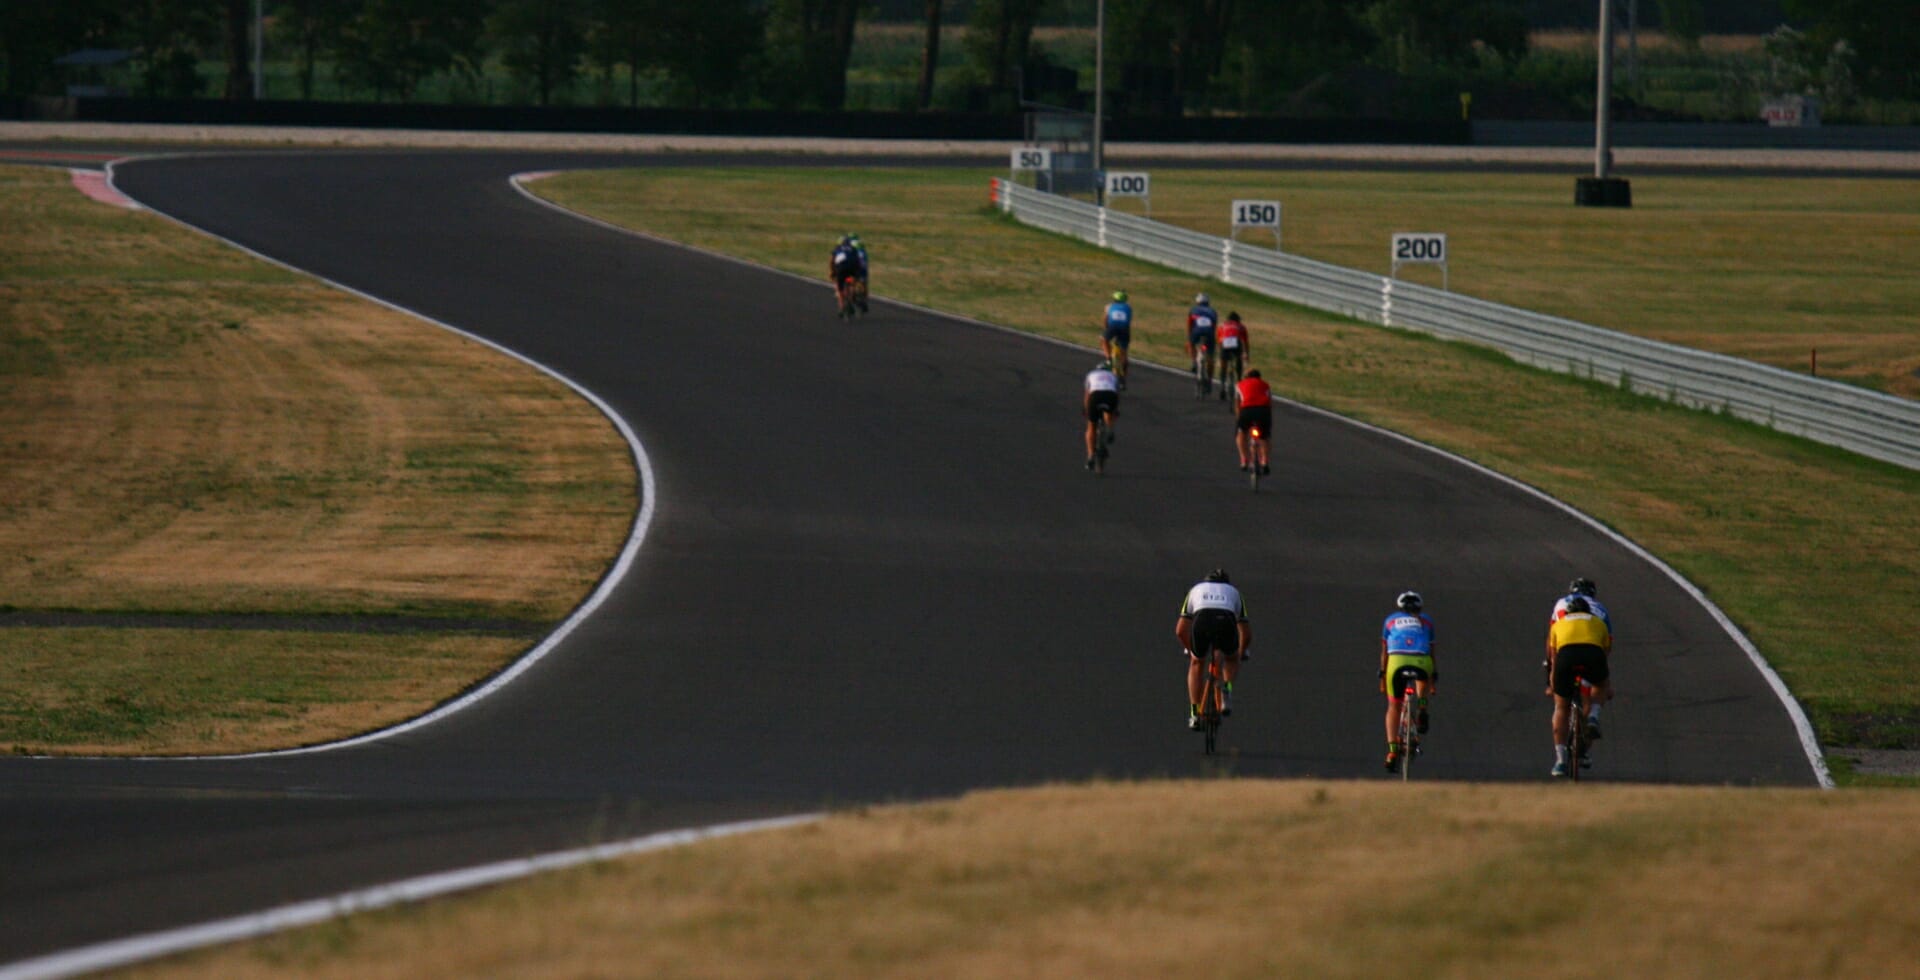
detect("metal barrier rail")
[993,178,1920,471]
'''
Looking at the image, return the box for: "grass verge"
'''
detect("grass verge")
[126,780,1920,978]
[0,164,635,752]
[532,166,1920,767]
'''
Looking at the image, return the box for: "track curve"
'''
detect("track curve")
[0,151,1819,965]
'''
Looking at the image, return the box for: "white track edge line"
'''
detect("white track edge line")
[0,812,823,980]
[515,169,1831,788]
[92,155,658,759]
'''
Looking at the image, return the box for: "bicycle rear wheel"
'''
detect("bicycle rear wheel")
[1399,686,1416,781]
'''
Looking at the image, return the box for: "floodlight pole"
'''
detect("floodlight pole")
[1093,0,1105,176]
[1594,0,1613,180]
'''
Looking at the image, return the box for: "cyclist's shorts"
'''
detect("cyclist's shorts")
[1188,609,1241,660]
[832,259,859,281]
[1189,327,1216,349]
[1219,346,1244,366]
[1235,404,1273,434]
[1086,390,1119,421]
[1551,643,1609,699]
[1102,326,1132,348]
[1386,654,1434,700]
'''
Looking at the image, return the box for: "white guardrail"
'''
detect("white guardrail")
[992,178,1920,471]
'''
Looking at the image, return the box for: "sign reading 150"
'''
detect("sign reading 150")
[1232,200,1280,227]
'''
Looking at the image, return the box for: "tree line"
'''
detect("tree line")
[3,1,1914,111]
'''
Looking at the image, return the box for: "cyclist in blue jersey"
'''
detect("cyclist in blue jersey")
[829,235,864,316]
[1379,590,1436,773]
[1186,293,1220,395]
[1101,291,1133,388]
[848,234,870,312]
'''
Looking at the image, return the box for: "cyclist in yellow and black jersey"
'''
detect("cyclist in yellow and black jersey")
[1546,596,1613,777]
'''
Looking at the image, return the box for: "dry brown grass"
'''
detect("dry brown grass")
[0,165,634,620]
[0,627,526,755]
[126,780,1920,978]
[0,163,634,752]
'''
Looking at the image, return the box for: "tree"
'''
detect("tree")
[765,0,865,109]
[1654,0,1704,51]
[588,0,763,108]
[125,0,222,97]
[964,0,1045,94]
[332,0,489,101]
[273,0,353,99]
[489,0,589,105]
[222,0,252,99]
[916,0,943,109]
[1783,0,1920,100]
[1362,0,1528,72]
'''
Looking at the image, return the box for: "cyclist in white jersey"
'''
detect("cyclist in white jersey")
[1549,577,1612,741]
[1083,360,1121,470]
[1175,568,1252,730]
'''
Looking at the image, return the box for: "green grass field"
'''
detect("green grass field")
[533,165,1920,768]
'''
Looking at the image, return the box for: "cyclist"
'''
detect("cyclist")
[1083,359,1121,470]
[848,234,870,312]
[1546,595,1613,777]
[1175,568,1251,731]
[1234,368,1273,475]
[829,234,863,314]
[1186,293,1220,395]
[1216,311,1250,400]
[1101,291,1133,388]
[1550,577,1611,739]
[1379,590,1436,773]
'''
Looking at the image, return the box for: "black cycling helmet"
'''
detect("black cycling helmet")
[1565,596,1592,614]
[1246,369,1261,379]
[1227,311,1241,321]
[1397,590,1422,613]
[1569,577,1597,597]
[1205,568,1231,584]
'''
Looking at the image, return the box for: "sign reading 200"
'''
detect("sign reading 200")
[1392,233,1447,263]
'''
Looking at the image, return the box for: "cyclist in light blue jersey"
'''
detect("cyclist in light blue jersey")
[1379,590,1436,773]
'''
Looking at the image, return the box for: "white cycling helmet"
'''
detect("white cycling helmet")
[1195,292,1210,305]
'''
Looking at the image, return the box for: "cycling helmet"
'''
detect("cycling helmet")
[1227,311,1241,321]
[1397,590,1423,613]
[1569,577,1597,597]
[1246,369,1261,379]
[849,235,862,247]
[1205,568,1231,584]
[1564,596,1591,615]
[1195,292,1210,305]
[1112,290,1128,302]
[837,234,851,246]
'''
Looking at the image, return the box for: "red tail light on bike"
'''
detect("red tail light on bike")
[1250,426,1263,439]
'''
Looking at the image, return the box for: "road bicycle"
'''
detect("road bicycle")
[1246,422,1267,492]
[1091,409,1113,475]
[1560,669,1597,782]
[1192,645,1230,756]
[1192,344,1215,399]
[835,275,864,319]
[1391,666,1428,781]
[1218,345,1244,405]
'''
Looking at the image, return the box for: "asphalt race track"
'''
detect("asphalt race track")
[0,151,1821,966]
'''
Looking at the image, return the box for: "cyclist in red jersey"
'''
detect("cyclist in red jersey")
[1234,369,1272,474]
[1215,312,1251,400]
